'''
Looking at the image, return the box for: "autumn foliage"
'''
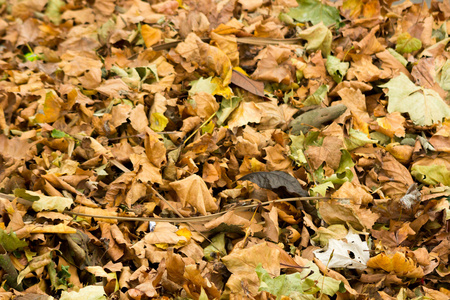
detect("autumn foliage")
[0,0,450,299]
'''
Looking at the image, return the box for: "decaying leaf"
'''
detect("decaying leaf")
[238,171,308,197]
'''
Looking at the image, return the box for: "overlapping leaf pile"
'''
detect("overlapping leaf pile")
[0,0,450,299]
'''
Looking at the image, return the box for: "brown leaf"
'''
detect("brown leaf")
[169,175,218,215]
[230,70,264,97]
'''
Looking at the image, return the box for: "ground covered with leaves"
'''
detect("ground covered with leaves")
[0,0,450,299]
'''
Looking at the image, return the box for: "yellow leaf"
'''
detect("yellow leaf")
[211,77,233,99]
[34,90,64,123]
[150,112,169,132]
[375,112,406,138]
[176,227,192,240]
[141,25,162,48]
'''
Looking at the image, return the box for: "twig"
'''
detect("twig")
[183,112,217,145]
[1,192,345,224]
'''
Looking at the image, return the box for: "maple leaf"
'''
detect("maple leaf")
[380,73,450,126]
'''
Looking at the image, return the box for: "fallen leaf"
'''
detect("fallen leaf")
[169,175,218,215]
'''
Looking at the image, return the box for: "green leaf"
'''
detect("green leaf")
[216,96,241,126]
[201,121,215,134]
[18,190,74,212]
[257,261,341,299]
[311,182,334,196]
[150,112,169,132]
[289,134,307,166]
[14,188,40,201]
[326,56,349,83]
[298,261,341,296]
[298,23,332,56]
[303,84,328,106]
[336,149,355,173]
[438,60,450,91]
[387,48,408,67]
[204,233,227,261]
[411,164,450,186]
[199,287,208,300]
[98,18,116,44]
[51,129,71,139]
[111,66,141,89]
[344,129,377,150]
[189,77,218,96]
[287,0,341,26]
[380,73,450,126]
[24,52,39,62]
[396,32,422,54]
[0,229,28,252]
[257,264,304,299]
[45,0,65,25]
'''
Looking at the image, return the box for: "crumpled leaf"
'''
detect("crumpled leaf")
[34,90,65,124]
[287,0,341,26]
[198,41,233,86]
[238,171,308,197]
[367,252,424,278]
[380,73,450,126]
[17,251,53,284]
[169,175,218,215]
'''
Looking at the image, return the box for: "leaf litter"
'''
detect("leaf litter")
[0,0,450,299]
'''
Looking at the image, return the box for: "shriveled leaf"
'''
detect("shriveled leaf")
[238,171,308,197]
